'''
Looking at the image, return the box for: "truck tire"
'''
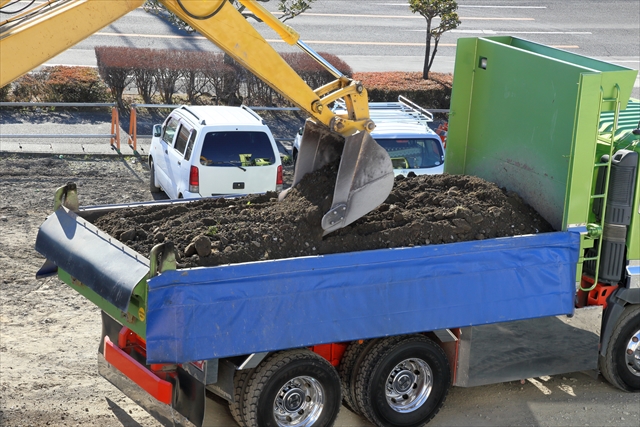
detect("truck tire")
[338,340,375,414]
[354,335,451,427]
[229,368,254,427]
[243,349,341,427]
[149,159,161,193]
[600,304,640,392]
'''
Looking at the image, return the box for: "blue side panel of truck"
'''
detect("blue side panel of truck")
[145,231,580,364]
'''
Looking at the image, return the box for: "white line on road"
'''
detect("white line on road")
[458,5,547,8]
[92,32,581,49]
[295,12,534,20]
[449,30,592,35]
[381,3,546,8]
[92,32,453,47]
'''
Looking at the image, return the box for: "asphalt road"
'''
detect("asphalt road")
[40,0,639,80]
[35,0,640,98]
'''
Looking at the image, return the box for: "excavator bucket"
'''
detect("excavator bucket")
[291,120,394,235]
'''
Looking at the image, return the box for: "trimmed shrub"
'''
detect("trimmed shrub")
[179,51,210,104]
[0,84,10,102]
[354,71,452,109]
[12,71,47,102]
[95,46,134,109]
[155,50,183,104]
[92,46,451,110]
[200,53,241,105]
[43,66,111,103]
[131,48,157,104]
[282,52,352,89]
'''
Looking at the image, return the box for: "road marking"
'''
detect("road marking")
[294,12,534,20]
[527,378,553,395]
[381,3,546,8]
[458,5,547,8]
[449,30,592,35]
[93,32,454,47]
[93,32,580,49]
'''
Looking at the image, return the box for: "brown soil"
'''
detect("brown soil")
[94,161,553,269]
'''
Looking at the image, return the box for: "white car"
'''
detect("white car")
[149,106,283,199]
[292,96,444,176]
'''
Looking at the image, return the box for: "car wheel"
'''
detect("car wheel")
[354,335,451,427]
[243,349,341,427]
[600,304,640,391]
[149,159,161,193]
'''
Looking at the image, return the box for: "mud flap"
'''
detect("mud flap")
[291,120,394,235]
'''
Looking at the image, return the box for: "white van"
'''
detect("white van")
[149,106,283,199]
[292,96,445,176]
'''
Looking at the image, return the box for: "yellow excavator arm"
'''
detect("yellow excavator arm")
[0,0,393,233]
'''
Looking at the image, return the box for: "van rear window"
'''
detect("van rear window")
[376,138,444,169]
[200,131,276,166]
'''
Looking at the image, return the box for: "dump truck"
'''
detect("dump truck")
[33,36,640,426]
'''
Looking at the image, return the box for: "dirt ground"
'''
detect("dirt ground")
[0,153,639,427]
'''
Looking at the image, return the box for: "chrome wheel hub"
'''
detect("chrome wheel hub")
[385,358,433,413]
[273,376,324,427]
[625,328,640,377]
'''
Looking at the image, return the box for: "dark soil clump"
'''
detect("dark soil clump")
[94,166,554,269]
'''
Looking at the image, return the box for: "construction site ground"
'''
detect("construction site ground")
[0,109,639,426]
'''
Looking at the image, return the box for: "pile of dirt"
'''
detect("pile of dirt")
[94,162,553,269]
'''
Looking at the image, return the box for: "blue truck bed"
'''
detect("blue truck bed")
[146,230,579,364]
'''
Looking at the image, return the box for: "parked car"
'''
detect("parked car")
[292,96,445,176]
[149,105,283,199]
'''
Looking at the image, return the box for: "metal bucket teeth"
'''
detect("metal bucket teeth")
[291,120,394,235]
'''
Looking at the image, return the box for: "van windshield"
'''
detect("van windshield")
[375,138,444,169]
[200,131,275,166]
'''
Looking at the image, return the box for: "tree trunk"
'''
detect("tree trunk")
[427,38,440,80]
[423,19,432,80]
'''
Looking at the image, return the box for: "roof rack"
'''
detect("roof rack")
[180,106,207,125]
[333,95,433,127]
[241,105,265,124]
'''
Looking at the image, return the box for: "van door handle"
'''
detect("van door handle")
[164,149,168,154]
[177,161,181,166]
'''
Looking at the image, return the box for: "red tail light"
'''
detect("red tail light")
[276,165,283,192]
[189,166,199,193]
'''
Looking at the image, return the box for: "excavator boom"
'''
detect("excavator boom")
[0,0,393,232]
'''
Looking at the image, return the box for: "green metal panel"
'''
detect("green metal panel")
[446,37,638,231]
[58,269,147,339]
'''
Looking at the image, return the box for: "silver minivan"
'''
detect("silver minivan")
[149,106,283,199]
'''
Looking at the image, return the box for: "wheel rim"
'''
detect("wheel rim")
[273,375,324,427]
[385,358,433,413]
[625,328,640,377]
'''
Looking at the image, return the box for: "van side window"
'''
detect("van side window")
[162,117,179,145]
[174,125,190,154]
[184,130,197,161]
